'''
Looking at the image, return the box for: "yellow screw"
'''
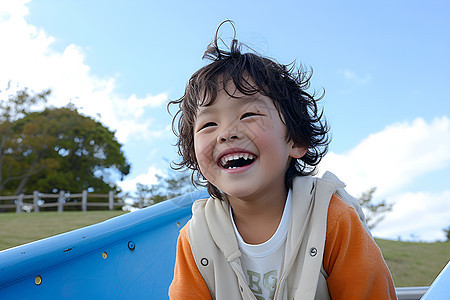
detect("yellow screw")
[35,275,42,285]
[102,252,107,259]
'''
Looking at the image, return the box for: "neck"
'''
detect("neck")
[228,188,288,244]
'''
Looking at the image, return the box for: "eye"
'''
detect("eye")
[199,122,217,130]
[240,112,260,120]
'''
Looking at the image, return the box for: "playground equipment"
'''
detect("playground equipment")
[0,190,448,299]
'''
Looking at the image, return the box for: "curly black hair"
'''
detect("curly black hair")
[168,20,330,200]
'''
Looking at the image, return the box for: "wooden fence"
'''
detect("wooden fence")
[0,191,123,213]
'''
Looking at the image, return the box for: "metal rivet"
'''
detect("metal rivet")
[128,241,135,251]
[176,222,181,228]
[102,252,108,259]
[200,258,209,266]
[310,247,317,257]
[35,275,42,285]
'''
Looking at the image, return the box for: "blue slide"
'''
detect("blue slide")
[0,189,208,299]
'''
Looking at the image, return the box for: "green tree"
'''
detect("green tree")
[0,83,50,122]
[358,187,393,230]
[0,85,50,194]
[1,87,130,195]
[443,226,450,242]
[10,106,130,194]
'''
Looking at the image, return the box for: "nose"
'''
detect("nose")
[218,127,240,143]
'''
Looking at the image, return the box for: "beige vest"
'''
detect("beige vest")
[188,174,345,300]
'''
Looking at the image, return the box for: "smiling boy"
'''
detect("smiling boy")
[168,22,396,299]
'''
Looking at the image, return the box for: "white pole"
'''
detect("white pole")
[82,190,88,212]
[58,190,64,212]
[16,194,24,213]
[33,191,39,212]
[108,191,114,210]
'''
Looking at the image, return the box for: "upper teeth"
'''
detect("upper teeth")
[220,152,255,167]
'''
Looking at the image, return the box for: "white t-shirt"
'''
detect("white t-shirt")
[230,191,292,300]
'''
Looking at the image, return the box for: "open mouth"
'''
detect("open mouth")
[219,152,256,169]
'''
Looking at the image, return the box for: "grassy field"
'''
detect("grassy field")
[0,211,125,251]
[376,238,449,287]
[0,211,448,287]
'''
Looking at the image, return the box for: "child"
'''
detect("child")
[168,21,396,300]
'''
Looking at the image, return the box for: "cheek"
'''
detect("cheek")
[194,136,214,165]
[194,136,222,181]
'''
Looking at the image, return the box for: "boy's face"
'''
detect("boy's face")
[193,78,306,202]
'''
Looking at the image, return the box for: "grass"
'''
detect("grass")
[0,210,125,251]
[375,238,449,287]
[0,211,448,287]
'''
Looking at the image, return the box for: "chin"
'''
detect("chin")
[220,187,257,200]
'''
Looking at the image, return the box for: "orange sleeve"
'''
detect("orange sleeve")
[323,194,397,299]
[168,223,212,300]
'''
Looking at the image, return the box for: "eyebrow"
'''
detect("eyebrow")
[234,95,271,111]
[196,105,218,120]
[195,94,269,121]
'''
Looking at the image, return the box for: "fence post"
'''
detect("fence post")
[82,190,88,212]
[58,190,65,212]
[33,191,40,213]
[16,194,24,213]
[109,191,114,210]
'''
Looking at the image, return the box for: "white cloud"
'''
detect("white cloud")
[373,190,450,242]
[338,69,372,85]
[0,1,167,144]
[337,69,372,94]
[0,0,30,27]
[319,116,450,197]
[319,116,450,241]
[116,93,168,119]
[118,166,163,194]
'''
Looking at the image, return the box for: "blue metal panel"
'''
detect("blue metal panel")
[0,189,209,300]
[421,261,450,300]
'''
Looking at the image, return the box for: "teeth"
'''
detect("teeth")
[220,152,256,168]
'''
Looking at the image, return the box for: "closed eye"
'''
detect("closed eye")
[199,122,217,130]
[240,112,261,119]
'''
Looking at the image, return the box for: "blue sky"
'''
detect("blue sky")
[1,0,449,241]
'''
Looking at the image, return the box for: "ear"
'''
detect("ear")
[289,143,308,159]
